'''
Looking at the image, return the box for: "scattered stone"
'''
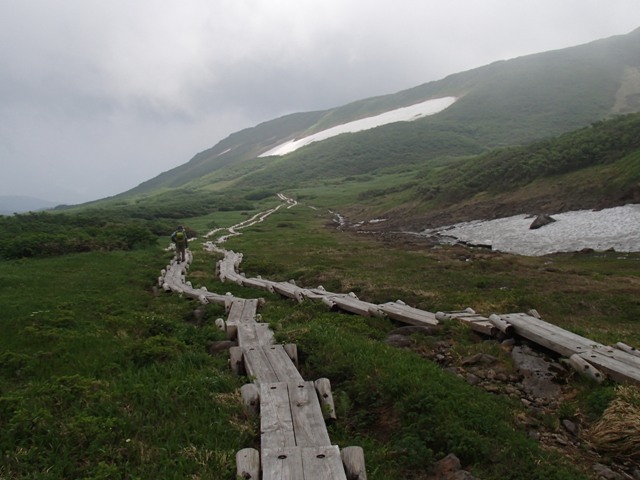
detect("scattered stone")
[593,463,623,480]
[388,325,439,336]
[385,334,413,348]
[529,214,557,229]
[432,453,479,480]
[466,373,481,386]
[562,419,579,436]
[511,345,562,400]
[461,353,499,366]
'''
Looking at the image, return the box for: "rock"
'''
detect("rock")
[388,325,439,336]
[511,345,562,400]
[466,373,481,385]
[593,463,623,480]
[529,214,557,230]
[562,419,579,436]
[461,353,499,366]
[385,334,412,348]
[432,453,479,480]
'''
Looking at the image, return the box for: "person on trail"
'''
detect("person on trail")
[171,225,188,263]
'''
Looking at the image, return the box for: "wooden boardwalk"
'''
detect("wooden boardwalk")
[213,249,640,386]
[161,252,364,479]
[159,198,640,476]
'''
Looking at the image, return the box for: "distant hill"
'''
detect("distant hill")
[118,26,640,197]
[0,196,60,215]
[76,27,640,234]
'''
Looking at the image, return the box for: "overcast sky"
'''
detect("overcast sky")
[1,1,639,204]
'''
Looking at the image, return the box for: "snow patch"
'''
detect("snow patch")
[421,205,640,256]
[259,96,457,157]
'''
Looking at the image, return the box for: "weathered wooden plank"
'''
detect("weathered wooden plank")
[341,446,367,480]
[378,302,439,326]
[328,296,376,317]
[262,447,304,480]
[272,282,304,303]
[260,383,296,450]
[301,445,347,480]
[263,345,304,382]
[502,313,640,385]
[254,323,275,346]
[288,381,332,447]
[243,347,280,384]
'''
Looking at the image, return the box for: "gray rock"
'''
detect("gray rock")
[385,334,412,348]
[208,340,237,354]
[461,353,499,366]
[562,419,579,436]
[529,214,557,230]
[511,345,562,400]
[388,325,439,336]
[593,463,623,480]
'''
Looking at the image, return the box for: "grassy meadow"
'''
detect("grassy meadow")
[1,200,639,479]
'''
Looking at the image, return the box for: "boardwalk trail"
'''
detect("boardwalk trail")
[159,195,640,479]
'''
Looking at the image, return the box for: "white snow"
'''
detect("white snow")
[421,205,640,256]
[259,96,457,157]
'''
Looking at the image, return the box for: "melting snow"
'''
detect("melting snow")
[421,205,640,256]
[259,96,457,157]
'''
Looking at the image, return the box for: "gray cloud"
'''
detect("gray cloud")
[1,0,639,203]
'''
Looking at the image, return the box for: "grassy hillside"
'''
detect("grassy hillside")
[106,27,640,198]
[2,202,638,479]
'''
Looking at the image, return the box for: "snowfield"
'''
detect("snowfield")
[259,96,457,157]
[421,205,640,256]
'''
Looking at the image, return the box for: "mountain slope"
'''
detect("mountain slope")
[118,27,640,197]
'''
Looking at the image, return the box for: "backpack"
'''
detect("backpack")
[174,231,186,245]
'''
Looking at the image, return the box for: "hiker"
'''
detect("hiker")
[171,225,189,263]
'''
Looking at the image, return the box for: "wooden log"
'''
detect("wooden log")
[488,314,514,336]
[615,342,640,358]
[229,346,244,376]
[240,383,260,416]
[569,354,605,383]
[341,446,367,480]
[284,343,299,368]
[314,377,337,420]
[236,447,260,480]
[214,318,226,332]
[322,296,338,311]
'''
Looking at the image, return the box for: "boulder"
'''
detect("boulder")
[529,214,556,230]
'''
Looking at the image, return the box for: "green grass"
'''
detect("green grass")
[2,202,638,479]
[0,248,255,479]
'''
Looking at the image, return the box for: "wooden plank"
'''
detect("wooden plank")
[378,302,439,326]
[328,296,375,317]
[301,446,347,480]
[502,313,640,385]
[262,447,304,480]
[260,383,296,450]
[272,282,304,302]
[288,381,332,447]
[237,323,260,346]
[263,345,304,382]
[243,347,280,384]
[262,446,348,480]
[255,323,275,346]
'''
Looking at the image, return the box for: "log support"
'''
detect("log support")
[341,446,367,480]
[315,377,337,421]
[236,447,260,479]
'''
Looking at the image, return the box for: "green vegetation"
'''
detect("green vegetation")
[1,195,639,478]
